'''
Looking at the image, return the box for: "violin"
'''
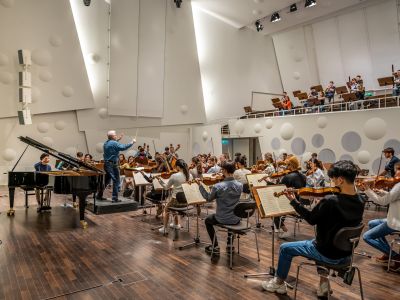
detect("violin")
[270,169,292,178]
[274,187,341,198]
[357,176,400,190]
[159,171,178,179]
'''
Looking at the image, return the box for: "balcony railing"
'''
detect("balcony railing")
[239,95,400,119]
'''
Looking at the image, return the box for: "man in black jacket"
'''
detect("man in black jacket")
[262,160,364,297]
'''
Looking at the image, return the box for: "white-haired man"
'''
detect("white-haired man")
[96,130,135,202]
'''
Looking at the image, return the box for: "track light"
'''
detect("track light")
[289,4,297,12]
[83,0,91,6]
[255,20,263,32]
[174,0,182,8]
[270,12,281,23]
[305,0,317,8]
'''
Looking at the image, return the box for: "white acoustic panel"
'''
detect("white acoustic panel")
[137,0,166,117]
[365,0,400,81]
[109,0,139,116]
[312,18,346,88]
[0,0,94,117]
[337,10,374,89]
[272,27,314,93]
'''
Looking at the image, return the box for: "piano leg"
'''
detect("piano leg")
[77,193,88,229]
[7,187,16,216]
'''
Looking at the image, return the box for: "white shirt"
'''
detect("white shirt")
[233,168,251,185]
[364,183,400,230]
[207,165,221,174]
[263,163,275,177]
[306,168,325,187]
[163,171,192,198]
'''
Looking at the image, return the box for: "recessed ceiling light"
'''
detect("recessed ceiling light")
[305,0,317,8]
[270,12,281,23]
[290,4,297,12]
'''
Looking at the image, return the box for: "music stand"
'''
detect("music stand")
[378,76,394,101]
[336,86,348,95]
[293,90,301,97]
[342,93,357,110]
[271,98,283,115]
[243,106,253,115]
[311,84,323,92]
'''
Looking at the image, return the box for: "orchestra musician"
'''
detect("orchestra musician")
[358,162,400,272]
[135,144,152,159]
[34,153,52,208]
[233,155,251,185]
[306,159,325,187]
[393,70,400,96]
[189,156,203,179]
[155,152,169,173]
[276,153,289,171]
[264,152,273,162]
[207,156,221,174]
[274,156,306,238]
[218,153,228,166]
[325,81,336,103]
[96,130,135,203]
[198,160,242,255]
[119,153,127,166]
[262,160,364,297]
[380,147,400,178]
[84,153,93,164]
[158,159,192,234]
[281,92,292,111]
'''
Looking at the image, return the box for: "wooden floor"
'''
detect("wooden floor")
[0,187,399,300]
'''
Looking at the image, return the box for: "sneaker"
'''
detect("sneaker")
[205,245,220,255]
[375,254,389,264]
[261,278,287,294]
[158,226,168,234]
[317,281,332,297]
[279,231,291,239]
[169,223,182,229]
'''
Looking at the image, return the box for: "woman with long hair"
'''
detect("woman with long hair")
[189,156,203,179]
[118,153,127,166]
[306,158,325,187]
[158,159,192,234]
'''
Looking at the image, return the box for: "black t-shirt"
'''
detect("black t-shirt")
[280,171,307,189]
[290,193,364,259]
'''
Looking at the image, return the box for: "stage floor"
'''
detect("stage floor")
[0,187,398,299]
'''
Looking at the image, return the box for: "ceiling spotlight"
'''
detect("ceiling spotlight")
[270,12,281,23]
[305,0,317,8]
[289,4,297,12]
[255,20,264,32]
[174,0,182,8]
[83,0,91,6]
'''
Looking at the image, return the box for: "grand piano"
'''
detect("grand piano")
[7,136,104,228]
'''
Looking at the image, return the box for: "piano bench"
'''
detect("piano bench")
[20,186,36,208]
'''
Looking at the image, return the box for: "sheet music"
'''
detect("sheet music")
[246,174,267,187]
[133,172,151,186]
[153,177,168,190]
[255,185,295,218]
[182,183,207,205]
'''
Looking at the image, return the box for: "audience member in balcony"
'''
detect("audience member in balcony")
[393,70,400,96]
[281,92,292,111]
[325,81,336,103]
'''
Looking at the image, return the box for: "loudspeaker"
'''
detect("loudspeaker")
[83,0,91,6]
[18,71,31,87]
[18,109,32,125]
[17,49,31,65]
[19,87,32,104]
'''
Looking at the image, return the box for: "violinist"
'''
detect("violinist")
[233,155,251,185]
[84,153,93,164]
[120,156,136,194]
[119,153,127,166]
[121,155,135,169]
[264,152,273,162]
[257,157,276,184]
[198,160,242,255]
[207,156,221,174]
[380,147,400,178]
[262,160,364,296]
[325,81,335,103]
[359,162,400,272]
[276,153,288,170]
[218,153,228,167]
[158,159,192,234]
[153,152,168,173]
[306,159,325,187]
[189,156,203,179]
[274,156,306,238]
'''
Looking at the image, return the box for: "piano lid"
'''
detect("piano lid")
[17,136,104,174]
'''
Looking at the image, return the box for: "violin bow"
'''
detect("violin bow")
[376,150,384,180]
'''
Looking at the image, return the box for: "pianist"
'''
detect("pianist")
[96,130,136,202]
[34,153,52,209]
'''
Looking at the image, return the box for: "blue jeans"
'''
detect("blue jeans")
[363,219,398,256]
[276,240,349,280]
[103,161,120,200]
[393,87,400,96]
